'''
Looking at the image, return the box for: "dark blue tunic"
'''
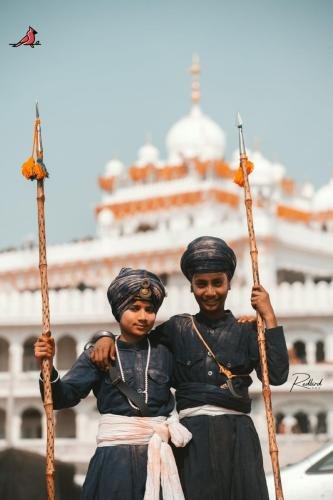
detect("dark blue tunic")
[40,337,174,500]
[150,311,289,500]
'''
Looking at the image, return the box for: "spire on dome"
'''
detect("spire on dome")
[165,55,226,162]
[190,54,201,106]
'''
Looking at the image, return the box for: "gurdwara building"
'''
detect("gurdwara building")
[1,56,333,480]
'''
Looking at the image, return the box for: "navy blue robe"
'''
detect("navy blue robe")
[151,311,289,500]
[40,337,174,500]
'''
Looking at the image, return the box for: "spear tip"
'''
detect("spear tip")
[236,111,243,128]
[35,100,39,118]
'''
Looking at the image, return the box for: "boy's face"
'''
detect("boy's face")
[120,299,156,338]
[191,271,229,318]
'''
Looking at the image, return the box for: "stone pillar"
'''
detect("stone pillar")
[10,341,23,375]
[283,415,297,434]
[325,334,333,363]
[11,412,22,443]
[306,341,316,364]
[308,414,317,433]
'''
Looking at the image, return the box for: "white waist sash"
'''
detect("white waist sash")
[179,404,247,419]
[97,411,192,500]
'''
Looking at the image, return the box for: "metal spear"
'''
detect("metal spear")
[236,112,284,500]
[22,102,55,500]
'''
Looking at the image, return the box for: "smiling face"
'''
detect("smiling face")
[119,299,156,343]
[191,271,230,319]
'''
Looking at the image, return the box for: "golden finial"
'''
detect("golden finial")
[190,53,201,105]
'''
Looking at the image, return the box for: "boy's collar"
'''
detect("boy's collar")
[195,309,234,328]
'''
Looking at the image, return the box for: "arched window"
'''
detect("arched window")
[0,409,6,439]
[293,341,307,364]
[316,341,325,362]
[23,337,37,371]
[0,338,9,371]
[293,411,310,434]
[56,409,76,438]
[21,408,42,438]
[57,335,76,370]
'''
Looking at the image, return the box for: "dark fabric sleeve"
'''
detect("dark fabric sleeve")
[39,350,101,410]
[248,324,289,385]
[84,330,115,350]
[150,318,175,351]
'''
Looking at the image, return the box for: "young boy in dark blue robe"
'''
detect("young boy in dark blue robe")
[35,268,191,500]
[90,237,289,500]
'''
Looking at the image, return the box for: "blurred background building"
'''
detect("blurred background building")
[0,56,332,483]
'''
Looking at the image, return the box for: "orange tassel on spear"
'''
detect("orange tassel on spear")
[234,113,284,500]
[22,102,55,500]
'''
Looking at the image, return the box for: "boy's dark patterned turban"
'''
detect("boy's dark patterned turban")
[107,268,166,321]
[180,236,237,281]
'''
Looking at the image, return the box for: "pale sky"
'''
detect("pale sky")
[1,0,332,248]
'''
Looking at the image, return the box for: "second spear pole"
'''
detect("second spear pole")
[236,113,284,500]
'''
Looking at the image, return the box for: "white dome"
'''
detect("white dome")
[166,105,226,162]
[105,158,124,177]
[231,149,285,186]
[301,182,314,199]
[312,179,333,211]
[98,208,114,225]
[136,141,160,166]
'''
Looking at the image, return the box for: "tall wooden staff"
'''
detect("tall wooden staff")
[21,103,55,500]
[235,113,284,500]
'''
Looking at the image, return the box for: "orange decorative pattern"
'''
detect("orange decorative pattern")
[214,160,234,179]
[195,160,209,176]
[96,188,240,219]
[276,204,311,222]
[129,165,152,182]
[213,189,239,207]
[98,176,115,192]
[281,178,295,195]
[313,210,333,221]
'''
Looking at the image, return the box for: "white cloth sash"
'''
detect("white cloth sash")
[179,404,246,419]
[97,411,192,500]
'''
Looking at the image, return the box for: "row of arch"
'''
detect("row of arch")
[0,337,328,373]
[289,340,325,364]
[0,407,76,439]
[0,407,328,440]
[275,411,327,434]
[0,335,77,372]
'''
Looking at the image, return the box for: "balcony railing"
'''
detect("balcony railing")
[0,281,332,325]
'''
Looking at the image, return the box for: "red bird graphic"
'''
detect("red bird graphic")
[9,26,41,48]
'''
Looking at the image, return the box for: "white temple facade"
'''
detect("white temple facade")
[1,56,333,479]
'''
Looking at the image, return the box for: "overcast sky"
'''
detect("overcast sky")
[1,0,332,249]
